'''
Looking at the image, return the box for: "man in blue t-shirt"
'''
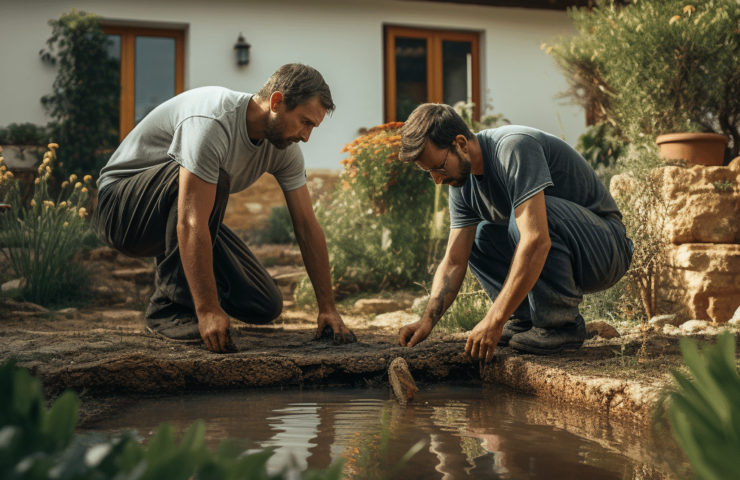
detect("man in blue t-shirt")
[397,104,633,359]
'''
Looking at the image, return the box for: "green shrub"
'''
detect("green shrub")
[0,147,94,306]
[0,124,50,146]
[40,9,120,178]
[660,332,740,480]
[259,206,296,244]
[0,360,346,480]
[575,122,626,190]
[316,122,447,294]
[548,0,740,158]
[294,274,317,310]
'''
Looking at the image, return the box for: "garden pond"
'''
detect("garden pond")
[83,385,688,479]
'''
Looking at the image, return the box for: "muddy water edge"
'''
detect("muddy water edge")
[81,385,689,479]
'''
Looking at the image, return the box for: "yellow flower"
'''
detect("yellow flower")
[5,171,13,179]
[30,199,36,207]
[75,182,82,189]
[59,201,67,208]
[540,42,547,50]
[83,175,92,182]
[38,165,45,174]
[63,222,69,228]
[81,187,88,193]
[61,181,69,188]
[45,166,51,173]
[35,178,40,185]
[669,15,681,24]
[69,174,77,182]
[0,166,5,172]
[683,5,695,15]
[78,207,87,218]
[48,143,59,150]
[546,46,555,55]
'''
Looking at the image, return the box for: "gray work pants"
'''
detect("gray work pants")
[468,196,633,328]
[92,162,282,325]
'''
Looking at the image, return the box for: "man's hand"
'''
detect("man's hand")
[465,317,504,363]
[315,310,357,344]
[198,309,231,352]
[399,319,433,347]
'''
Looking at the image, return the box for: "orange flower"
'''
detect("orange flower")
[387,152,399,160]
[387,135,401,141]
[349,170,357,178]
[363,172,368,177]
[374,149,383,155]
[342,180,351,191]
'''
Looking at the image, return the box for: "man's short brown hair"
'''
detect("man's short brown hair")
[257,63,336,113]
[399,104,474,163]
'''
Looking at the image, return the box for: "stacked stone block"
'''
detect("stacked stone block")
[657,158,740,322]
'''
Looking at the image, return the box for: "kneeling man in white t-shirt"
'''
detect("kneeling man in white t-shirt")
[93,64,355,353]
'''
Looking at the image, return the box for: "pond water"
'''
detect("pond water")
[86,385,687,479]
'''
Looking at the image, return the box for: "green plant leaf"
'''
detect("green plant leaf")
[41,390,78,451]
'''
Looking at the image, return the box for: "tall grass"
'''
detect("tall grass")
[0,145,93,305]
[413,269,491,332]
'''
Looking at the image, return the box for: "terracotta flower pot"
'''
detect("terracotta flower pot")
[656,133,728,166]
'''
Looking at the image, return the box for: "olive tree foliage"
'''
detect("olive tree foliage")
[40,9,120,178]
[548,0,740,158]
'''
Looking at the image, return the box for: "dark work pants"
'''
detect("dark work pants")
[468,196,633,329]
[92,162,282,325]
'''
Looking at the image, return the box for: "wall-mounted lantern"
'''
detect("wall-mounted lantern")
[234,33,251,66]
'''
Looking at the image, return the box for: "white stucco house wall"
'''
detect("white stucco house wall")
[0,0,587,170]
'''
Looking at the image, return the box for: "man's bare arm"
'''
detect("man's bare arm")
[284,185,355,342]
[465,191,551,362]
[177,167,230,352]
[399,225,477,347]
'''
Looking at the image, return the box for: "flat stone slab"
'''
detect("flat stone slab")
[98,310,145,321]
[2,309,731,426]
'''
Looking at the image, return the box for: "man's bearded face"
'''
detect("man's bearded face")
[264,113,300,150]
[442,150,472,188]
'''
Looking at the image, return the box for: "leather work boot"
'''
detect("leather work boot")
[497,317,533,346]
[146,314,202,344]
[509,315,586,355]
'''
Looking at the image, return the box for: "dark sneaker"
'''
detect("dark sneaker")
[509,315,586,355]
[146,315,202,344]
[497,317,533,346]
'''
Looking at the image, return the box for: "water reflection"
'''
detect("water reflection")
[87,386,685,479]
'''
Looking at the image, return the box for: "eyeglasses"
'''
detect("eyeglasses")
[418,146,452,175]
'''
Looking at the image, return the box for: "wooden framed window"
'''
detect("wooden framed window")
[384,26,480,122]
[102,26,185,141]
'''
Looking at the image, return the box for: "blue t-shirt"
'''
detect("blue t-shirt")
[449,125,621,228]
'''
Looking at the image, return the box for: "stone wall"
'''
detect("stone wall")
[612,158,740,323]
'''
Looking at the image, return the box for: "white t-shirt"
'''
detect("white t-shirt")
[97,86,306,194]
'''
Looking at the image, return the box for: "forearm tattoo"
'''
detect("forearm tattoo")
[429,275,451,326]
